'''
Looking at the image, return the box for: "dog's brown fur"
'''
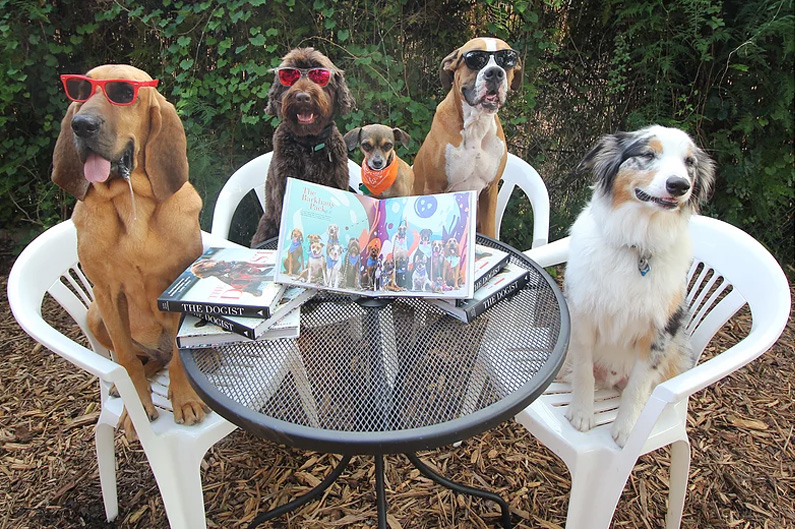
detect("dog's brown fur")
[443,238,462,288]
[344,124,414,198]
[52,64,206,429]
[251,48,354,246]
[284,228,304,275]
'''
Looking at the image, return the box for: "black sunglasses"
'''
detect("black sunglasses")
[462,49,519,71]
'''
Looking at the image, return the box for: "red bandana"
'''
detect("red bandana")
[361,157,398,196]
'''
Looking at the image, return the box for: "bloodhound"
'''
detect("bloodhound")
[52,64,207,429]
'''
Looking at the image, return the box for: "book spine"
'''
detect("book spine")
[157,298,270,319]
[193,312,256,340]
[463,271,530,322]
[457,255,510,307]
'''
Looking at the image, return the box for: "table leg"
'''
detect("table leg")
[248,454,353,529]
[405,452,513,529]
[375,454,388,529]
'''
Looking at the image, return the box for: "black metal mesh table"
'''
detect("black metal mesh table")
[181,235,569,528]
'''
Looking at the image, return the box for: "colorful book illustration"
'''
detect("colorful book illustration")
[205,285,318,340]
[176,310,300,349]
[426,263,531,323]
[158,248,285,318]
[274,178,477,299]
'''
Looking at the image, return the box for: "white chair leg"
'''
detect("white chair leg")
[95,414,118,521]
[666,440,691,529]
[147,444,209,529]
[564,462,629,529]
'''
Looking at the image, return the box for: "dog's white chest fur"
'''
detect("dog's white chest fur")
[566,201,693,347]
[443,104,504,193]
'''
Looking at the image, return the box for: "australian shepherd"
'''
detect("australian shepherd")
[563,125,715,447]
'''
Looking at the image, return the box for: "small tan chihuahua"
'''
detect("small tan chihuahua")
[344,124,414,198]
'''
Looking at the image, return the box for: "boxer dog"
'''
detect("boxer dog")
[413,37,522,238]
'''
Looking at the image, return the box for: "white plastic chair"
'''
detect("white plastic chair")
[211,152,363,240]
[211,151,549,248]
[515,215,791,529]
[7,220,242,529]
[496,152,550,248]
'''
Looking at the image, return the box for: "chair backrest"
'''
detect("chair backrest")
[495,153,550,248]
[8,220,112,365]
[683,215,790,357]
[210,152,363,239]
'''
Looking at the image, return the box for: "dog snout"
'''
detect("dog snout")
[72,114,102,138]
[369,157,385,170]
[295,91,312,104]
[665,177,690,196]
[483,66,505,83]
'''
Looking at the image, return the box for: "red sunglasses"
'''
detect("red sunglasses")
[60,74,159,106]
[276,67,331,87]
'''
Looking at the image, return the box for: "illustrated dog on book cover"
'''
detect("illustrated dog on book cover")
[562,125,715,447]
[52,64,207,430]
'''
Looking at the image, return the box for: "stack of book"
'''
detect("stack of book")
[158,247,317,348]
[424,244,531,323]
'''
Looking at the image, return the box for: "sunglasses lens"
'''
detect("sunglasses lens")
[463,51,489,70]
[278,68,301,86]
[495,50,518,69]
[105,81,136,104]
[307,69,331,86]
[65,78,92,101]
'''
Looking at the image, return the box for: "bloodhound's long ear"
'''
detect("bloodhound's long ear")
[52,104,90,201]
[146,92,189,202]
[440,48,461,92]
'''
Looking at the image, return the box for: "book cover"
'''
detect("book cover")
[456,244,511,306]
[176,310,300,349]
[275,178,477,299]
[158,247,285,318]
[426,263,531,323]
[209,285,318,340]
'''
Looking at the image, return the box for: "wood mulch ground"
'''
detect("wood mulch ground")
[1,251,793,529]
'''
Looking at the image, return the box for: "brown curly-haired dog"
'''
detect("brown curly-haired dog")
[251,48,355,246]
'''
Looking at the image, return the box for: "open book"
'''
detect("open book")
[275,178,477,299]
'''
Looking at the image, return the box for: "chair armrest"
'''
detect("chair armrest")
[523,236,570,267]
[652,325,783,404]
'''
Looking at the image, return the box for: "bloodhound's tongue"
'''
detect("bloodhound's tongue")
[83,151,112,183]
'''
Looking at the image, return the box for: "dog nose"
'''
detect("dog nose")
[295,92,311,104]
[370,159,384,170]
[71,114,102,138]
[666,177,690,196]
[483,66,505,82]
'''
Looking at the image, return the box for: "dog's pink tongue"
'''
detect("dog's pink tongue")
[83,152,112,183]
[297,112,315,124]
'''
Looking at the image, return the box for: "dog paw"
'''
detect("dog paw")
[169,387,210,425]
[611,421,632,447]
[565,405,594,432]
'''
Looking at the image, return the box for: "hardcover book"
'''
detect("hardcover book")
[176,310,300,349]
[274,178,477,299]
[456,244,511,306]
[207,285,318,340]
[158,248,285,318]
[426,263,531,323]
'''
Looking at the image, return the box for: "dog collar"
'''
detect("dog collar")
[361,156,398,196]
[286,123,335,160]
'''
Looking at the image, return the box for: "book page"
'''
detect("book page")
[275,178,476,299]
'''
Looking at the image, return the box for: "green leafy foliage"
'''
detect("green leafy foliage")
[1,0,792,264]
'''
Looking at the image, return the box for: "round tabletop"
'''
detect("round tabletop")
[181,235,569,455]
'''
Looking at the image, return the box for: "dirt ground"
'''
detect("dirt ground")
[1,251,793,529]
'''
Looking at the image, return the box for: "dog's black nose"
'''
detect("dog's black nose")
[71,114,102,138]
[483,67,505,81]
[370,159,384,170]
[295,92,311,104]
[666,177,690,196]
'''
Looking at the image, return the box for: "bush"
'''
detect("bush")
[1,0,791,264]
